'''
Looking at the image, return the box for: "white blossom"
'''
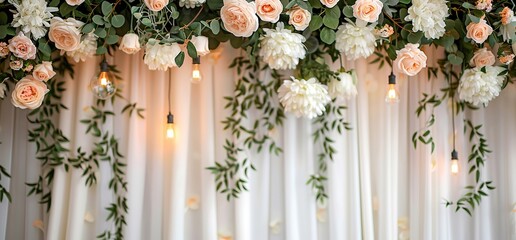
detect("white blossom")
[458,66,506,106]
[335,22,376,60]
[66,32,97,63]
[278,77,331,119]
[327,71,357,104]
[405,0,449,39]
[9,0,58,40]
[259,23,306,70]
[144,41,181,71]
[179,0,205,8]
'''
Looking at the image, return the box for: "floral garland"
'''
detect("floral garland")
[0,0,514,235]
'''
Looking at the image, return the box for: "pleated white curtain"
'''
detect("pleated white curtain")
[0,46,515,240]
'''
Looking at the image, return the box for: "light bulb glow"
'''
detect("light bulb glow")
[191,64,201,84]
[385,83,400,103]
[451,159,459,174]
[90,70,116,99]
[166,124,175,139]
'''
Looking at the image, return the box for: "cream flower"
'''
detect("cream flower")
[10,0,57,40]
[10,60,23,70]
[352,0,383,23]
[220,0,259,37]
[335,22,376,60]
[393,43,427,76]
[179,0,205,8]
[0,82,6,99]
[259,23,306,70]
[8,32,37,60]
[144,0,169,11]
[49,17,84,52]
[469,48,495,68]
[269,220,281,234]
[328,71,358,104]
[66,32,97,63]
[375,24,394,38]
[0,42,8,58]
[466,17,493,44]
[144,42,181,71]
[320,0,339,8]
[66,0,85,6]
[119,33,141,55]
[500,54,515,65]
[11,76,49,109]
[256,0,283,23]
[475,0,492,12]
[405,0,449,39]
[458,66,505,106]
[500,7,514,25]
[278,77,331,119]
[190,35,210,56]
[288,6,311,31]
[33,61,56,82]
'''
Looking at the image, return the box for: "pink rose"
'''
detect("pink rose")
[500,54,515,65]
[220,0,259,37]
[393,43,427,77]
[500,7,514,25]
[0,42,9,58]
[256,0,283,23]
[66,0,85,6]
[11,76,49,109]
[352,0,383,23]
[33,61,56,82]
[119,33,141,54]
[469,48,495,68]
[466,17,493,44]
[144,0,169,11]
[320,0,339,8]
[8,33,36,60]
[288,6,311,31]
[475,0,492,12]
[49,17,84,52]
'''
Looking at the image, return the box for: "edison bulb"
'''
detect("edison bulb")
[451,159,459,174]
[385,83,400,103]
[90,70,116,99]
[166,124,175,138]
[191,64,201,84]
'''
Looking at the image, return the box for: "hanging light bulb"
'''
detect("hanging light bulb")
[90,59,117,99]
[450,149,459,174]
[166,112,175,139]
[385,72,400,103]
[191,57,202,84]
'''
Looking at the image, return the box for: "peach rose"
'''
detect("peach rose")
[288,6,311,31]
[469,48,495,68]
[0,42,8,58]
[66,0,85,6]
[352,0,383,23]
[500,7,514,25]
[256,0,283,23]
[466,17,493,44]
[144,0,169,11]
[11,76,49,109]
[393,43,427,77]
[220,0,259,37]
[190,36,210,56]
[33,61,56,82]
[320,0,339,8]
[119,33,141,54]
[500,54,515,65]
[10,60,23,70]
[8,32,36,60]
[375,24,394,38]
[49,17,84,52]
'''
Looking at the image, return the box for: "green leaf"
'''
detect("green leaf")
[38,41,52,57]
[141,18,152,26]
[175,51,185,67]
[343,6,354,18]
[94,28,107,38]
[96,46,107,55]
[320,27,336,44]
[210,20,220,35]
[93,15,104,25]
[187,41,198,58]
[462,2,475,9]
[309,15,323,31]
[82,23,95,34]
[111,15,125,28]
[0,12,8,25]
[323,14,339,29]
[102,1,113,16]
[59,4,75,16]
[407,31,423,44]
[106,35,119,45]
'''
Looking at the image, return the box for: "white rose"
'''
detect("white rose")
[190,36,210,56]
[33,61,56,82]
[119,33,141,54]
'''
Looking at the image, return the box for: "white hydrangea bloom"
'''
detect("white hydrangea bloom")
[179,0,206,8]
[328,71,357,104]
[278,77,331,119]
[405,0,449,39]
[66,32,97,63]
[259,23,306,70]
[458,66,506,106]
[335,22,376,60]
[9,0,58,40]
[144,42,181,71]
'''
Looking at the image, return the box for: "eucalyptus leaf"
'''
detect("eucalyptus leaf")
[111,15,125,28]
[102,1,113,16]
[187,41,198,58]
[175,51,185,67]
[320,27,336,44]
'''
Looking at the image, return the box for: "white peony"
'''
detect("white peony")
[144,42,181,71]
[66,32,97,63]
[9,0,58,40]
[179,0,205,8]
[0,82,6,99]
[259,23,306,70]
[500,19,516,43]
[405,0,449,39]
[278,77,331,119]
[458,66,506,106]
[335,22,376,60]
[328,71,358,104]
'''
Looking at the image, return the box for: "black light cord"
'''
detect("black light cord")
[168,69,172,114]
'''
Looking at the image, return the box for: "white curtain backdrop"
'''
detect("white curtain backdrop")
[0,46,515,240]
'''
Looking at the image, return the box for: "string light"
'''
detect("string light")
[191,57,201,84]
[166,69,175,139]
[450,95,458,174]
[385,72,400,103]
[90,58,117,99]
